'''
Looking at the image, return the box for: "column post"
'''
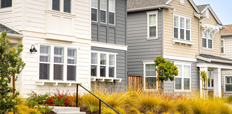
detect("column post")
[214,68,222,97]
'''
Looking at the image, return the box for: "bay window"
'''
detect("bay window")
[173,15,191,41]
[225,76,232,92]
[91,52,116,78]
[221,39,225,54]
[1,0,12,8]
[52,0,60,11]
[91,0,98,21]
[109,0,115,24]
[100,0,107,23]
[64,0,71,13]
[39,45,77,81]
[52,0,71,13]
[147,11,158,38]
[144,64,157,90]
[175,63,191,91]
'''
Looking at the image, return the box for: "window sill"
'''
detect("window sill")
[174,90,192,92]
[36,80,81,86]
[147,37,158,40]
[45,10,75,18]
[202,47,213,51]
[91,77,122,82]
[173,39,194,46]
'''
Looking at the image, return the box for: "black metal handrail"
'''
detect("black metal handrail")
[76,84,120,114]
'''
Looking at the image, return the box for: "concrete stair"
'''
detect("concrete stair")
[52,106,86,114]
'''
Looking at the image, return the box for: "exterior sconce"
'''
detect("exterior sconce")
[30,45,37,53]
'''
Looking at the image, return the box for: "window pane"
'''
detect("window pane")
[39,63,50,79]
[109,12,115,24]
[40,46,50,62]
[221,47,224,54]
[109,67,114,77]
[100,10,106,23]
[40,56,49,62]
[226,85,232,92]
[180,17,184,28]
[52,0,60,11]
[202,38,206,48]
[186,30,190,41]
[146,64,151,71]
[40,45,50,54]
[68,48,76,64]
[145,77,156,89]
[149,14,156,26]
[211,79,214,87]
[184,66,190,78]
[174,28,178,38]
[100,66,106,77]
[109,54,115,65]
[54,47,64,63]
[226,77,231,84]
[149,26,156,37]
[91,53,98,64]
[54,65,63,80]
[186,19,190,30]
[100,54,106,65]
[208,39,212,49]
[176,65,182,77]
[211,71,214,79]
[208,80,210,87]
[221,40,224,46]
[91,9,97,21]
[180,29,184,39]
[175,78,181,89]
[64,0,71,13]
[100,0,107,10]
[184,78,190,90]
[174,16,178,27]
[67,65,76,81]
[1,0,12,8]
[109,0,115,12]
[91,65,97,76]
[91,0,98,8]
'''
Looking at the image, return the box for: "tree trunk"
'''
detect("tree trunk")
[13,73,15,94]
[161,80,164,94]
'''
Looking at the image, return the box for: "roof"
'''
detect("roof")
[221,24,232,34]
[198,54,232,63]
[0,23,21,35]
[127,0,169,9]
[197,4,208,12]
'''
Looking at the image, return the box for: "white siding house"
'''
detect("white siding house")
[0,0,91,97]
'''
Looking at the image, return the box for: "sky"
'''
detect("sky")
[193,0,232,25]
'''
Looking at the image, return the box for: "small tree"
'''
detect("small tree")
[0,31,25,113]
[154,56,178,94]
[200,71,210,98]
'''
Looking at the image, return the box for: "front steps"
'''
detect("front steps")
[52,107,86,114]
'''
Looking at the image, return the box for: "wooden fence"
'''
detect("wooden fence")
[127,76,143,90]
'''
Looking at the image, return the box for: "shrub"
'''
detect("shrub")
[85,101,98,113]
[176,99,192,114]
[227,95,232,103]
[46,89,72,106]
[138,95,160,112]
[115,106,126,114]
[159,99,176,113]
[26,91,50,107]
[102,107,116,114]
[8,105,41,114]
[128,107,140,114]
[38,105,53,114]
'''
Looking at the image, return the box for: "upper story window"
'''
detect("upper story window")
[175,63,191,91]
[1,0,12,8]
[147,11,158,39]
[221,39,225,54]
[144,63,157,90]
[174,15,191,41]
[91,0,116,25]
[52,0,71,13]
[202,30,213,49]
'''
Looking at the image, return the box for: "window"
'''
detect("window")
[1,0,12,8]
[207,70,214,88]
[91,52,117,78]
[173,15,191,41]
[144,64,157,90]
[52,0,71,13]
[100,0,107,23]
[225,76,232,92]
[108,0,115,24]
[67,48,77,81]
[39,45,77,81]
[202,30,213,49]
[175,64,191,91]
[221,39,225,54]
[39,45,51,80]
[91,0,98,21]
[147,11,158,38]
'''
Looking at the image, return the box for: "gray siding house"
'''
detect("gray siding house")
[90,0,127,90]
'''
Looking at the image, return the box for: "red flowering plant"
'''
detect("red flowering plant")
[46,89,73,107]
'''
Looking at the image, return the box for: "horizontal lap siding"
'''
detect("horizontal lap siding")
[221,70,232,97]
[222,37,232,59]
[116,0,126,45]
[127,10,163,76]
[91,46,127,88]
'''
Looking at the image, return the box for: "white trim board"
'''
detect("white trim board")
[91,41,128,51]
[163,55,197,62]
[197,63,232,69]
[165,0,200,13]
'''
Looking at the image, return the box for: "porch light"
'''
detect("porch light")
[30,45,37,53]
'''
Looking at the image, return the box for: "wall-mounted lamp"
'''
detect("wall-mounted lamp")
[30,45,37,53]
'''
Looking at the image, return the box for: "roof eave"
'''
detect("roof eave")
[200,5,222,25]
[127,5,174,13]
[197,56,232,64]
[221,34,232,37]
[7,33,23,38]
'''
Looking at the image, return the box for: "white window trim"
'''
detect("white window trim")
[174,62,192,92]
[173,14,191,41]
[202,31,213,50]
[100,0,107,24]
[147,11,158,39]
[221,39,225,54]
[91,51,117,78]
[38,44,78,82]
[143,62,158,91]
[108,0,115,26]
[224,76,232,93]
[91,0,98,22]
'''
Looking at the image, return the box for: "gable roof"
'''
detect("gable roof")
[197,4,208,12]
[221,24,232,35]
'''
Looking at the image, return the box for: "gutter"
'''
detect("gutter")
[127,5,174,13]
[221,34,232,37]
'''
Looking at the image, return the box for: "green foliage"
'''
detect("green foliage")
[154,56,178,82]
[54,96,66,106]
[38,105,53,114]
[0,31,25,113]
[26,91,50,108]
[85,101,98,112]
[200,71,210,88]
[228,95,232,103]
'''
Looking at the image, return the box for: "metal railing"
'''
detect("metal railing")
[76,84,120,114]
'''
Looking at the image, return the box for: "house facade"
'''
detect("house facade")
[127,0,230,97]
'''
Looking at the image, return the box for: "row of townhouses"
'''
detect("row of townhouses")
[0,0,232,98]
